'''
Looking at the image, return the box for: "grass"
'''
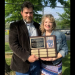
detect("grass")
[5,32,8,35]
[5,42,12,52]
[5,58,11,66]
[67,40,70,51]
[62,52,70,75]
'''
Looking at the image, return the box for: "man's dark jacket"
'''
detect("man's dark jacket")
[9,20,41,73]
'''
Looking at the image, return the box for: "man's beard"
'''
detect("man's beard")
[26,20,31,23]
[25,17,32,23]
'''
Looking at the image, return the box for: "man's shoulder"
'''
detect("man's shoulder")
[33,21,40,28]
[10,20,23,29]
[33,21,40,25]
[10,20,23,25]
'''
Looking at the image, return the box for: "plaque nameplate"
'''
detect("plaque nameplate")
[30,35,57,58]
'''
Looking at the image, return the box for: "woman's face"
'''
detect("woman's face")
[44,18,53,31]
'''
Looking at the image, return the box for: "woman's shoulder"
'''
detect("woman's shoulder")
[53,30,66,40]
[53,30,65,36]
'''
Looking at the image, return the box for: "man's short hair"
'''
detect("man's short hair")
[21,1,34,11]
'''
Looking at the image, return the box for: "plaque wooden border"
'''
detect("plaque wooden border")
[30,35,57,58]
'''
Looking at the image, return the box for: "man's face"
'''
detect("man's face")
[21,7,33,23]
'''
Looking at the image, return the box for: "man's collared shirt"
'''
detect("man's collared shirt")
[24,20,38,36]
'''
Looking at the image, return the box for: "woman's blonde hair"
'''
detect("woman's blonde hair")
[40,14,56,35]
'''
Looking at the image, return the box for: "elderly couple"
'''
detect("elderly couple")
[9,1,68,75]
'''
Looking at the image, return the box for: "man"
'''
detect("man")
[9,1,41,75]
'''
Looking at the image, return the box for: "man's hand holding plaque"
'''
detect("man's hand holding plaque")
[28,55,39,62]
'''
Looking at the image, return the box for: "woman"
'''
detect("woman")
[40,14,68,75]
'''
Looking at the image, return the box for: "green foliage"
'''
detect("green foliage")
[5,0,68,23]
[5,0,43,23]
[42,0,67,8]
[56,0,70,29]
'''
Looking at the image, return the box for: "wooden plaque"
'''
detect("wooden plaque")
[30,35,57,58]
